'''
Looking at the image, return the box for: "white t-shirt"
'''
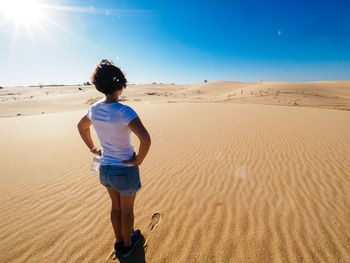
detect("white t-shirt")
[86,98,139,167]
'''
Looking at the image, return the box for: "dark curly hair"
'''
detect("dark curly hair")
[91,59,127,95]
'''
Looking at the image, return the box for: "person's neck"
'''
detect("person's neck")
[104,94,119,103]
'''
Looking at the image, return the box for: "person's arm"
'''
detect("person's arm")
[122,117,151,165]
[77,115,101,156]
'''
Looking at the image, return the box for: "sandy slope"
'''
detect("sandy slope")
[0,80,349,117]
[1,101,349,262]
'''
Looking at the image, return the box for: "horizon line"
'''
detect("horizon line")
[1,79,350,88]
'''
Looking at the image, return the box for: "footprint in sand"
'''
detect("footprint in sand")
[143,213,161,249]
[148,213,161,231]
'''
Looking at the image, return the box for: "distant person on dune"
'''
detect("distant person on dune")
[77,59,151,259]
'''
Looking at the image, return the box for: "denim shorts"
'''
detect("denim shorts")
[99,165,142,196]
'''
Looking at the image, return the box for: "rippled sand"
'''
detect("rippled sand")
[1,82,349,262]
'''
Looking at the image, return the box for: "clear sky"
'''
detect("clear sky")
[0,0,349,86]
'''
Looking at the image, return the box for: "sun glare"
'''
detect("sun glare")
[0,0,44,24]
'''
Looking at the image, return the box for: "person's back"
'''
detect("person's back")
[77,59,151,259]
[87,98,138,167]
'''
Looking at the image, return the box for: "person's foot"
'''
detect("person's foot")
[114,240,124,253]
[122,230,141,258]
[108,240,125,260]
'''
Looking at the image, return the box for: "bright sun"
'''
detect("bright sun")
[0,0,44,24]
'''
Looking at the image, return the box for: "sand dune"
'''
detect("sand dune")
[1,98,349,262]
[0,80,349,118]
[1,81,350,262]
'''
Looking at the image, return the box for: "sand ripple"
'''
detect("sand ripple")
[1,103,349,262]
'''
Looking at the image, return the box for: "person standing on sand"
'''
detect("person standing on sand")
[77,60,151,259]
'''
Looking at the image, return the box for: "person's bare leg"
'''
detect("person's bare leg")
[120,192,136,247]
[106,188,123,243]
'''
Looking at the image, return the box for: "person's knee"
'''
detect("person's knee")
[121,209,134,217]
[111,207,121,215]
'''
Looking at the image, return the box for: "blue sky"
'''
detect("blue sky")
[0,0,349,86]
